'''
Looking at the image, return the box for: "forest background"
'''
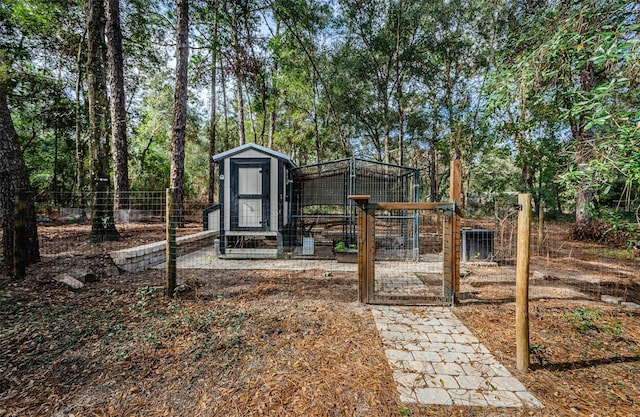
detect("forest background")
[0,0,638,253]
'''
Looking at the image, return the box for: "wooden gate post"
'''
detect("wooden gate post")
[166,188,177,298]
[443,160,462,304]
[349,195,371,303]
[366,203,375,302]
[516,193,532,373]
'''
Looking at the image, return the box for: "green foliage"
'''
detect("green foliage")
[334,241,347,252]
[1,0,84,199]
[129,78,173,192]
[489,0,639,225]
[11,78,78,196]
[334,241,356,252]
[397,406,411,416]
[566,307,602,333]
[565,307,624,335]
[529,343,549,366]
[1,0,637,227]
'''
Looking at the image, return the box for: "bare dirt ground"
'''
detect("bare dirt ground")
[1,222,639,416]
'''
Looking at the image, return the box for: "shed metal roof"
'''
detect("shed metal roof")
[212,143,296,167]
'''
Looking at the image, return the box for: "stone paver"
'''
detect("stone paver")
[371,306,544,408]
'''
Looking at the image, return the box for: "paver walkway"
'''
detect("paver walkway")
[371,305,543,408]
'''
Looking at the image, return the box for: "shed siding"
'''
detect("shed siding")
[222,148,282,233]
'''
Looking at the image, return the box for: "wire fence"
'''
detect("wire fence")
[32,191,204,259]
[461,196,640,306]
[2,190,637,307]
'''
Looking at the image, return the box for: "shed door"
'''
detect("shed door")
[230,159,270,230]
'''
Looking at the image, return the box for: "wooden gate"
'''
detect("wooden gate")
[349,161,462,306]
[349,198,460,305]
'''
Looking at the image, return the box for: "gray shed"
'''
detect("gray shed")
[205,143,296,258]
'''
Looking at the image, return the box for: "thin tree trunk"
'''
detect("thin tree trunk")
[429,116,439,202]
[87,0,120,242]
[429,147,438,202]
[395,0,404,166]
[259,76,267,145]
[208,9,218,205]
[106,0,130,211]
[221,54,230,148]
[268,108,275,149]
[75,30,87,205]
[52,127,59,194]
[267,21,279,149]
[574,61,595,225]
[244,82,257,143]
[170,0,189,227]
[0,89,40,277]
[397,85,404,166]
[383,105,390,164]
[237,77,245,145]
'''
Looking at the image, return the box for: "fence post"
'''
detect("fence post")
[356,201,367,303]
[13,190,28,279]
[166,188,177,298]
[348,195,371,303]
[516,193,532,373]
[366,205,376,303]
[444,159,462,305]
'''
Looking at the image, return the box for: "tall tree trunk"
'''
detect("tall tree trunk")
[259,76,267,145]
[429,116,440,202]
[52,127,60,194]
[429,147,439,202]
[106,0,130,211]
[268,108,275,149]
[383,130,389,164]
[208,9,218,205]
[221,53,230,148]
[170,0,189,226]
[574,61,595,225]
[0,89,40,277]
[395,0,404,166]
[237,77,245,145]
[397,85,404,166]
[313,87,320,162]
[75,30,87,205]
[87,0,120,242]
[244,82,257,143]
[267,21,279,149]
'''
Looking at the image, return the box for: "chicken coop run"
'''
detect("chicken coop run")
[204,145,420,259]
[288,158,420,259]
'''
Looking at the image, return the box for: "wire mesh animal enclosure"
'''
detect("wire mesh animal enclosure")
[288,158,419,258]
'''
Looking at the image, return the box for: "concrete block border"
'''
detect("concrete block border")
[110,231,218,272]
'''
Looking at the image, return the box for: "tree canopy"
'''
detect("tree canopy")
[2,0,639,231]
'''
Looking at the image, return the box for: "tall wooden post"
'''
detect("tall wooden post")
[166,188,177,298]
[516,193,532,373]
[444,160,462,304]
[366,205,376,302]
[356,200,367,303]
[349,195,371,303]
[13,190,28,279]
